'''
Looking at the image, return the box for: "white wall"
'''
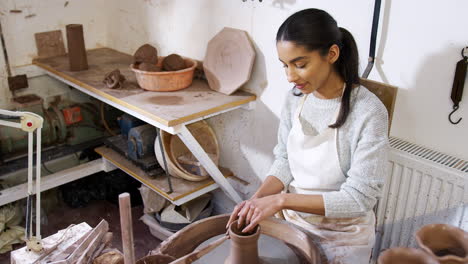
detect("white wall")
[104,0,468,201]
[1,0,466,206]
[0,0,109,108]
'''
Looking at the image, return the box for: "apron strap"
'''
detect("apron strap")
[295,94,308,119]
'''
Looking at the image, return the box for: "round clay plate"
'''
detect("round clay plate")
[203,27,255,95]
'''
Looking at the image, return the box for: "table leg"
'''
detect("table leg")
[177,125,242,204]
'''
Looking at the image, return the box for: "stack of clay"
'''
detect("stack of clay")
[133,44,188,72]
[378,223,468,264]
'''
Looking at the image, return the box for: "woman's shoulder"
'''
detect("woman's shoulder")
[346,85,389,135]
[352,85,389,119]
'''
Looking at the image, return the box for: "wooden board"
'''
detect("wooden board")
[33,48,256,127]
[34,30,66,58]
[94,146,232,203]
[203,27,255,95]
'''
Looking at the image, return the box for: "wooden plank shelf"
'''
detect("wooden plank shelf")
[33,48,256,127]
[95,146,233,206]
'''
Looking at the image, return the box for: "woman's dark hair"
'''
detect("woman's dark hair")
[276,8,360,128]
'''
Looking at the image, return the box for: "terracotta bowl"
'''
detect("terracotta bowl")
[131,56,197,92]
[416,223,468,264]
[377,247,438,264]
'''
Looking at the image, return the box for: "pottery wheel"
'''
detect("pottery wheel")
[193,234,301,264]
[154,214,323,263]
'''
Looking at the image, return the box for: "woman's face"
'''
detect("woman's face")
[276,41,339,95]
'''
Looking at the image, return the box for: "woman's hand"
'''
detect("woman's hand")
[226,194,284,233]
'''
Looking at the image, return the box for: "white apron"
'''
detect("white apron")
[283,94,375,264]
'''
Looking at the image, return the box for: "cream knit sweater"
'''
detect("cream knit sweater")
[268,86,389,218]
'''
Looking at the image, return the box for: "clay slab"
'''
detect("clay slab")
[34,30,66,58]
[203,27,255,95]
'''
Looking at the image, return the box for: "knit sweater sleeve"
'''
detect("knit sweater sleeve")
[267,94,295,190]
[322,98,389,218]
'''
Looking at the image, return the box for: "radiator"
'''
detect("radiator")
[371,137,468,262]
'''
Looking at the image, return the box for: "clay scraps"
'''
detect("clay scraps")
[103,69,126,89]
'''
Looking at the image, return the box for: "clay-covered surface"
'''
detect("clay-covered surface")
[203,27,255,95]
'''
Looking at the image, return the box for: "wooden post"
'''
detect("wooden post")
[119,193,135,264]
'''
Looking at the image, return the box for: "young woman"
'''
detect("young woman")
[227,8,389,264]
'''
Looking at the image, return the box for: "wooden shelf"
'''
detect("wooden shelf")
[95,146,233,206]
[33,48,256,127]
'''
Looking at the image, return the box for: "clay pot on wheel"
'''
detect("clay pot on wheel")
[377,247,438,264]
[416,223,468,264]
[225,220,261,264]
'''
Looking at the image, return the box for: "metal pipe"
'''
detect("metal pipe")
[36,128,42,241]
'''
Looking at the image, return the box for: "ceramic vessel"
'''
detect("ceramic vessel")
[131,56,196,92]
[225,220,261,264]
[416,223,468,264]
[377,247,438,264]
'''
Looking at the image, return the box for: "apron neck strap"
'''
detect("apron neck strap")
[295,94,308,118]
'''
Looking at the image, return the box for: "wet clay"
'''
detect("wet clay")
[66,24,88,71]
[103,69,126,89]
[225,220,261,264]
[134,44,158,64]
[138,62,162,72]
[377,247,438,264]
[162,54,186,71]
[416,224,468,264]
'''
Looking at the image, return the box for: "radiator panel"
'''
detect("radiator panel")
[372,137,468,262]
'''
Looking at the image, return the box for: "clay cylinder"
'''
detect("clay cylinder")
[66,24,88,71]
[377,247,438,264]
[416,224,468,264]
[225,220,261,264]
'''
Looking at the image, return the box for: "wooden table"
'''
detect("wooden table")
[33,48,256,205]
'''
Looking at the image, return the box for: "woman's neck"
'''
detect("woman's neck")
[313,73,345,99]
